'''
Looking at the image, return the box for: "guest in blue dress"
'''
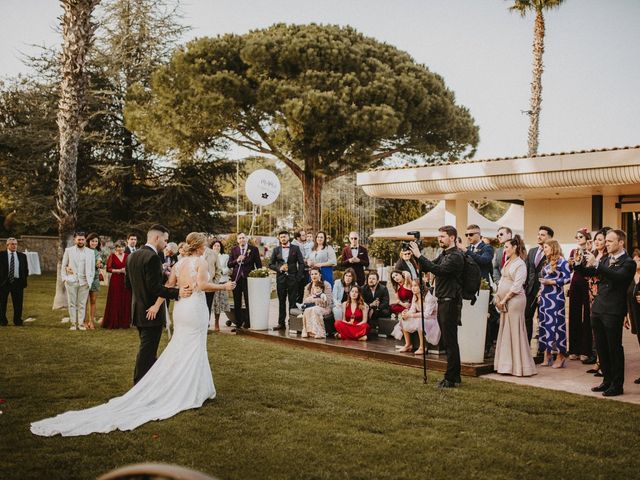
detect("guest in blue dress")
[538,239,571,369]
[307,231,337,288]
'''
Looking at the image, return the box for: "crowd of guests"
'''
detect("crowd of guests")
[4,220,640,396]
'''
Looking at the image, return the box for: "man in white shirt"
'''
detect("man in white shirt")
[61,232,96,330]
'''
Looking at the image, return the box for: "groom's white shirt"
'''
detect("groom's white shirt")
[61,246,95,286]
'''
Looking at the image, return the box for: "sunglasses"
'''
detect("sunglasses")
[497,232,505,237]
[349,237,358,240]
[464,232,479,237]
[575,235,584,239]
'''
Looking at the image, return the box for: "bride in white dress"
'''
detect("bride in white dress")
[31,232,234,437]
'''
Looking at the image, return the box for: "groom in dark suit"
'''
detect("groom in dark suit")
[525,225,554,343]
[0,238,29,326]
[269,230,305,330]
[126,224,190,384]
[575,229,635,397]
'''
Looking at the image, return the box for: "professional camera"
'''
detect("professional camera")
[401,231,422,251]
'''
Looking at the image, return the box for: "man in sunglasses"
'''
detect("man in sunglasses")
[493,226,513,284]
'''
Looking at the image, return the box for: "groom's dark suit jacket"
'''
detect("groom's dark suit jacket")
[126,245,180,328]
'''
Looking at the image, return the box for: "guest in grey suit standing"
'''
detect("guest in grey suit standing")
[61,232,96,331]
[493,226,513,284]
[525,226,554,344]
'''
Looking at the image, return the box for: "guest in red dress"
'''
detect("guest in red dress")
[102,240,132,329]
[334,285,370,341]
[389,270,413,315]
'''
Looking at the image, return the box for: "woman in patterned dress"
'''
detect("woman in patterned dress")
[538,239,571,368]
[209,240,230,332]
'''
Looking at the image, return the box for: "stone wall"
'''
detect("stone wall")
[0,235,58,272]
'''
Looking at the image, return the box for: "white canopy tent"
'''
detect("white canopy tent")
[370,201,502,240]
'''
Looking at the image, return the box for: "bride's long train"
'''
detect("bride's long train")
[31,291,215,437]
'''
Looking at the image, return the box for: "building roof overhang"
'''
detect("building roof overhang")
[356,146,640,201]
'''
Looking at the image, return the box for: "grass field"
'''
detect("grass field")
[1,275,640,480]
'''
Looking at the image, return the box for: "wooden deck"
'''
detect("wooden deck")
[237,328,496,377]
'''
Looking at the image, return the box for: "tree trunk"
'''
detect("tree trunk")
[302,174,324,233]
[527,9,545,157]
[53,0,99,309]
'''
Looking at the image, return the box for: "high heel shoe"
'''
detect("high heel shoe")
[552,357,567,369]
[540,355,553,367]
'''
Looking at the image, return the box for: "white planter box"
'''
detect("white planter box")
[458,290,490,364]
[248,277,272,330]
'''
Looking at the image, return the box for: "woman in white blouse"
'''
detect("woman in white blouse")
[307,231,337,288]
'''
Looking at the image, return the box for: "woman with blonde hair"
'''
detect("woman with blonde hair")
[538,239,571,368]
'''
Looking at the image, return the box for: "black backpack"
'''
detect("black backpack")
[460,252,482,305]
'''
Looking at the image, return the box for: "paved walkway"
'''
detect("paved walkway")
[224,298,640,405]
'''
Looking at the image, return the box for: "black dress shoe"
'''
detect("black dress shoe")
[594,371,603,377]
[591,382,611,392]
[272,324,285,331]
[437,379,456,389]
[602,387,623,397]
[581,355,597,365]
[231,326,243,333]
[586,367,599,374]
[634,377,640,385]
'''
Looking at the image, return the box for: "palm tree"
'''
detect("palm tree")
[53,0,100,309]
[509,0,565,157]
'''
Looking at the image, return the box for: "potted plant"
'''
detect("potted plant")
[247,268,272,330]
[458,279,491,364]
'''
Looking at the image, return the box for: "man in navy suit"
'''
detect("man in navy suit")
[575,229,635,397]
[465,224,496,355]
[525,226,554,343]
[0,238,29,326]
[269,230,305,330]
[228,232,262,330]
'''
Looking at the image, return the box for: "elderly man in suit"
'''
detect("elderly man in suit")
[228,232,262,330]
[0,237,29,326]
[575,229,636,397]
[269,230,306,330]
[61,232,96,331]
[525,225,554,343]
[339,231,370,286]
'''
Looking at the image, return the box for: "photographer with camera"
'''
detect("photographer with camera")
[409,225,465,389]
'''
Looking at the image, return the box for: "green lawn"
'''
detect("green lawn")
[1,275,639,480]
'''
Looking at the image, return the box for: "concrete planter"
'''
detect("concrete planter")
[458,290,490,363]
[248,277,271,330]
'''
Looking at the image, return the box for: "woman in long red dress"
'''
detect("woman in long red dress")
[102,240,132,329]
[389,270,413,316]
[334,286,370,341]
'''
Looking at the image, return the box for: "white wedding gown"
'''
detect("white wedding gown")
[31,257,215,437]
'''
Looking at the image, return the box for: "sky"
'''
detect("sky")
[1,0,639,160]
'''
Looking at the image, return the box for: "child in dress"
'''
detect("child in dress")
[301,281,326,311]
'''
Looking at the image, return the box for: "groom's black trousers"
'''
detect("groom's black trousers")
[134,325,163,384]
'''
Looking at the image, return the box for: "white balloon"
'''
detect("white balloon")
[245,169,281,206]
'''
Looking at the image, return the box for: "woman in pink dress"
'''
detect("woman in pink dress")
[334,286,370,341]
[389,270,413,315]
[102,240,132,329]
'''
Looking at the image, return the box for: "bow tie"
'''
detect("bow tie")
[282,246,289,249]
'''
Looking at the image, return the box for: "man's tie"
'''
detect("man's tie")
[534,247,543,267]
[8,252,15,284]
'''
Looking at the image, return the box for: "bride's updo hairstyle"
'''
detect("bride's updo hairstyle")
[184,232,207,255]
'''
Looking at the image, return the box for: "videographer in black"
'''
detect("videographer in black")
[409,225,464,388]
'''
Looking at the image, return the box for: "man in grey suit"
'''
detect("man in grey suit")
[493,226,513,284]
[525,225,554,344]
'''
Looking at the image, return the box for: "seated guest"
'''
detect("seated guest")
[300,268,332,339]
[389,270,413,315]
[335,286,369,341]
[392,279,440,355]
[361,271,390,333]
[395,248,419,280]
[494,235,537,377]
[332,268,357,321]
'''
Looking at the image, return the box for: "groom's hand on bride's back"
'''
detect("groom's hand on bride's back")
[179,284,193,298]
